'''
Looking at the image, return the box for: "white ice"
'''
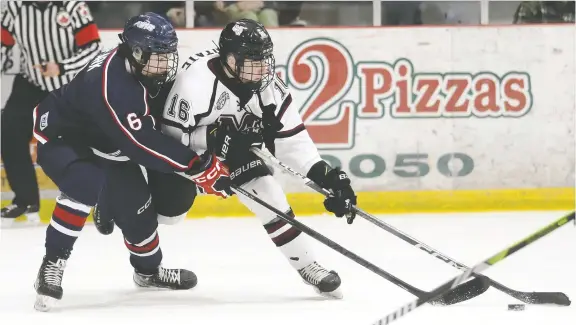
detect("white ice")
[0,211,574,325]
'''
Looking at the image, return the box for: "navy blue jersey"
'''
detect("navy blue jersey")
[33,47,196,173]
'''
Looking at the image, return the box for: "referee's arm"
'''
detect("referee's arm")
[0,7,16,73]
[58,2,102,76]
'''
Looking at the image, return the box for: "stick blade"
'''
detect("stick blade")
[514,291,571,306]
[429,276,491,306]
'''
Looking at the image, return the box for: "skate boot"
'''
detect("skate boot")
[133,266,197,290]
[1,204,40,228]
[298,261,343,299]
[34,256,67,312]
[93,204,114,235]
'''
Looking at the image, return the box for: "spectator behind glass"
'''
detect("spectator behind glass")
[150,1,187,27]
[513,1,575,24]
[213,1,279,27]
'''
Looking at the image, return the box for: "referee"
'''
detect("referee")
[1,1,102,225]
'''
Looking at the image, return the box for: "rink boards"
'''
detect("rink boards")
[1,26,574,220]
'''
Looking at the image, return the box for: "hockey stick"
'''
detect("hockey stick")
[250,147,571,306]
[373,211,575,325]
[230,184,488,305]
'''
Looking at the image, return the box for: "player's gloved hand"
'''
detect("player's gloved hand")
[184,152,233,198]
[206,123,264,161]
[323,167,357,224]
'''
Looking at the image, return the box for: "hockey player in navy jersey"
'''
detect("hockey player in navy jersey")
[155,19,358,299]
[31,13,233,312]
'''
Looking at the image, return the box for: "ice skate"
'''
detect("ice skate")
[1,204,40,228]
[133,266,197,290]
[298,261,343,299]
[33,256,67,312]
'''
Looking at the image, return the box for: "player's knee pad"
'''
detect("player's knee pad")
[236,175,291,224]
[157,211,187,225]
[227,153,273,186]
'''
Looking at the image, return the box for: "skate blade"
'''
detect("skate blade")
[34,294,58,312]
[302,279,343,299]
[313,286,343,299]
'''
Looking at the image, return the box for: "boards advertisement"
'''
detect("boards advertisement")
[2,25,574,217]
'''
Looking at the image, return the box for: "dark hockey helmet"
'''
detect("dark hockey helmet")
[218,19,275,93]
[118,12,179,96]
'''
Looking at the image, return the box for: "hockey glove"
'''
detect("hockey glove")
[308,161,357,224]
[206,123,264,163]
[184,152,233,198]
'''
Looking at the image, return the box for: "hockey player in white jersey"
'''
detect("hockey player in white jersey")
[161,19,358,299]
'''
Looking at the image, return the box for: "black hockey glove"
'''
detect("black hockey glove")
[206,123,264,164]
[307,161,357,224]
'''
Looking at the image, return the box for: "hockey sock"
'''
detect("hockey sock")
[45,196,91,259]
[264,209,315,270]
[124,230,163,274]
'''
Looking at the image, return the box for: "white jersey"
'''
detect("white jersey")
[161,49,322,175]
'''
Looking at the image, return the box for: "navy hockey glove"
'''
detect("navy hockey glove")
[307,161,357,224]
[184,152,233,198]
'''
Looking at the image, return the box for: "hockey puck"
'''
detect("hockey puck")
[507,304,525,311]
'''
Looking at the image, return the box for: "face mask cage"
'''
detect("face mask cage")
[133,46,179,85]
[127,45,178,96]
[235,53,275,93]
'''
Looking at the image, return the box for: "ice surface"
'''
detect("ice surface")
[0,211,574,325]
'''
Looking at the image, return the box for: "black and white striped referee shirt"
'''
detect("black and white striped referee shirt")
[1,1,102,92]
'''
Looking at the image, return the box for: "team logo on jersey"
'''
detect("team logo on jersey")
[40,112,49,131]
[56,9,71,27]
[218,113,262,133]
[215,92,229,111]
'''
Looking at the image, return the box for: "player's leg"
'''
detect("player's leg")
[107,163,197,290]
[33,140,105,311]
[0,75,46,225]
[146,169,197,225]
[231,155,343,299]
[92,163,124,235]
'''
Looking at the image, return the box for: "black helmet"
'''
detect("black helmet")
[118,12,179,96]
[218,19,275,93]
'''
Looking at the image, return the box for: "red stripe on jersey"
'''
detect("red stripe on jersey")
[1,27,15,46]
[75,23,100,47]
[54,205,87,227]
